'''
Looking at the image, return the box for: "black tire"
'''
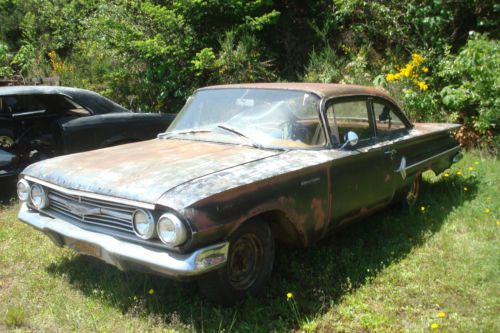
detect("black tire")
[0,128,15,149]
[198,219,274,305]
[405,174,422,206]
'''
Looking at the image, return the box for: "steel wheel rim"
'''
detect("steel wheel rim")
[227,233,263,290]
[406,177,420,206]
[0,135,14,148]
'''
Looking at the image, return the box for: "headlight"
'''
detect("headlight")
[17,179,30,202]
[30,184,49,209]
[132,209,156,239]
[157,213,187,247]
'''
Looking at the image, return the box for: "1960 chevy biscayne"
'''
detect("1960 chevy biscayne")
[17,83,461,304]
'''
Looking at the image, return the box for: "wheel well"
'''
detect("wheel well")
[253,210,302,246]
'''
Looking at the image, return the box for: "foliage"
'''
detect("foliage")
[0,0,497,145]
[437,34,499,147]
[0,41,13,76]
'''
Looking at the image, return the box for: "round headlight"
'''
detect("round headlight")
[157,213,187,247]
[30,184,49,209]
[132,209,156,239]
[17,179,30,202]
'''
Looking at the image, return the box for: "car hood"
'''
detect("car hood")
[23,139,282,204]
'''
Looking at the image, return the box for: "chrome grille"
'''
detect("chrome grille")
[46,188,136,235]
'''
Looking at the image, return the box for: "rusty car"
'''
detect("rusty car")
[17,83,461,304]
[0,85,174,179]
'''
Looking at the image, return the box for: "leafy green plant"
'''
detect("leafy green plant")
[0,41,13,76]
[437,34,499,147]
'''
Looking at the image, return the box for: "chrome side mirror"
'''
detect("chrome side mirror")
[340,131,359,149]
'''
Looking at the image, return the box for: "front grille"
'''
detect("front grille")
[46,188,136,235]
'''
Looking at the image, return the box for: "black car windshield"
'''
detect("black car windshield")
[165,88,326,149]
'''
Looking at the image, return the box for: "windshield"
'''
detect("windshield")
[165,88,326,149]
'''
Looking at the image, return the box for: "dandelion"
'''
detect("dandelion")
[463,187,468,191]
[456,171,462,176]
[420,206,426,213]
[444,173,449,177]
[437,312,446,318]
[431,323,439,329]
[148,288,154,295]
[287,292,293,300]
[485,208,491,214]
[422,66,429,73]
[468,167,474,171]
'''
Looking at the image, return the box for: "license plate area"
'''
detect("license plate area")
[68,240,101,258]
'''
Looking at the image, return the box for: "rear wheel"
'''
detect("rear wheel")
[198,219,274,305]
[405,174,422,206]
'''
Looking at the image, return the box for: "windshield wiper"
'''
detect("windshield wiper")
[157,129,212,139]
[216,124,263,149]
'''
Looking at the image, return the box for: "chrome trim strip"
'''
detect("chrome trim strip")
[24,175,155,210]
[11,109,46,117]
[404,146,460,171]
[18,204,229,278]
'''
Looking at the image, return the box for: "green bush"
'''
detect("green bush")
[438,34,499,141]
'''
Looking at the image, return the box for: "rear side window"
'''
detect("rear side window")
[373,102,407,137]
[326,100,375,145]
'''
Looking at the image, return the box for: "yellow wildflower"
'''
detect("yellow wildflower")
[394,73,402,80]
[431,323,439,329]
[437,312,446,318]
[149,288,154,295]
[422,66,429,73]
[417,81,428,91]
[485,208,490,214]
[386,73,396,82]
[287,292,293,300]
[420,206,426,213]
[474,161,479,165]
[496,220,500,225]
[456,171,462,176]
[411,53,424,65]
[444,173,449,177]
[463,187,468,191]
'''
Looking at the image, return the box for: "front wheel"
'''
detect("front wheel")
[198,219,274,305]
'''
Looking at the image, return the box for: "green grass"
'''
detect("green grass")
[0,150,498,332]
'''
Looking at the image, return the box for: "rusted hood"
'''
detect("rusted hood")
[22,139,281,204]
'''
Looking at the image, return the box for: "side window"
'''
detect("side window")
[2,95,47,115]
[326,100,374,145]
[373,102,407,137]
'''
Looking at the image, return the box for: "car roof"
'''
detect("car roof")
[0,85,129,114]
[0,85,94,96]
[197,82,399,104]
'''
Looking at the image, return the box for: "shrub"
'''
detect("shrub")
[437,34,499,147]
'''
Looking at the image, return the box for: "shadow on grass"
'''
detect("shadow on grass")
[0,177,17,206]
[46,174,478,332]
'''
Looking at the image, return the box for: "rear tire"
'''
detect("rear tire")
[198,219,274,305]
[405,174,422,206]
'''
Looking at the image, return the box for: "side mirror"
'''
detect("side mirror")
[340,131,359,149]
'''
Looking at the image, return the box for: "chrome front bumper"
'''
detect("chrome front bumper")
[18,204,229,279]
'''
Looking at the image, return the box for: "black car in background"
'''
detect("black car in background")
[0,86,174,180]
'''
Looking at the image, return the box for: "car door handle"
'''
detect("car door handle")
[384,149,397,155]
[384,149,397,158]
